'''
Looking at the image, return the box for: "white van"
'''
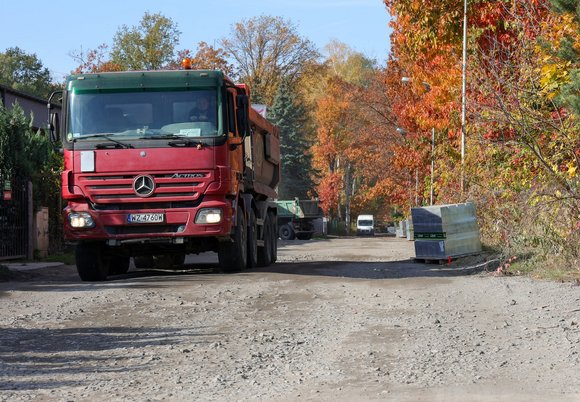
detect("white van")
[356,214,374,236]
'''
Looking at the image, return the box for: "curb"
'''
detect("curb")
[2,262,65,272]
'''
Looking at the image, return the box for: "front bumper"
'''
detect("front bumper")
[64,200,233,243]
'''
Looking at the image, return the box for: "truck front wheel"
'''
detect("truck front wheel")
[218,206,247,272]
[76,242,109,281]
[279,223,295,240]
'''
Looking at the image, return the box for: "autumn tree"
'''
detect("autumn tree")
[169,42,234,76]
[269,78,314,199]
[311,77,351,218]
[221,15,319,104]
[385,0,579,268]
[466,0,579,263]
[110,12,181,70]
[309,43,383,228]
[324,40,376,87]
[0,47,56,98]
[70,44,123,74]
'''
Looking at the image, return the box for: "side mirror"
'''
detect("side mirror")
[47,90,63,143]
[49,112,60,143]
[236,94,249,138]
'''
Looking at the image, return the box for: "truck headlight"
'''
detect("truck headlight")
[195,208,222,224]
[68,212,95,228]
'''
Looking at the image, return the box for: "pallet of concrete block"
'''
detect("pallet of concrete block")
[411,202,482,262]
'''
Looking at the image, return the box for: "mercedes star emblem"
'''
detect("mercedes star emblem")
[133,175,155,197]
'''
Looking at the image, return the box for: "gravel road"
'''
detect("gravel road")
[1,237,579,401]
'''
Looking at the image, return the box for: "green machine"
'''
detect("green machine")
[276,198,322,240]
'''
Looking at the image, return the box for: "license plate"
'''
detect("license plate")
[127,213,164,223]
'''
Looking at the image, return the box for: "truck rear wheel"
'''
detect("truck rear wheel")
[76,242,109,281]
[247,209,258,268]
[218,206,247,272]
[279,223,295,240]
[257,212,272,267]
[269,211,277,263]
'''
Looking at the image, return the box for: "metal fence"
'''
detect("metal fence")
[0,180,30,260]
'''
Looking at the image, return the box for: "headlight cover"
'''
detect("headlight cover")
[68,211,95,228]
[195,208,222,224]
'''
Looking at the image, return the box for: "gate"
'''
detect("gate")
[0,180,30,260]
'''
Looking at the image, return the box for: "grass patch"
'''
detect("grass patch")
[40,252,75,265]
[514,256,580,281]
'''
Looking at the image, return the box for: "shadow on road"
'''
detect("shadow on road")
[0,325,217,391]
[253,259,491,280]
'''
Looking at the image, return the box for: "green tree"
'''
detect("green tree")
[110,12,181,70]
[269,79,314,199]
[550,0,580,116]
[221,15,320,105]
[0,47,55,98]
[0,103,53,182]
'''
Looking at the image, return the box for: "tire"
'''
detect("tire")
[279,223,295,240]
[247,209,258,268]
[109,255,130,275]
[257,212,272,267]
[76,242,109,281]
[269,210,277,263]
[134,255,154,269]
[218,206,247,272]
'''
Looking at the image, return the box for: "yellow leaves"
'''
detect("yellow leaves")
[566,163,577,179]
[539,60,571,99]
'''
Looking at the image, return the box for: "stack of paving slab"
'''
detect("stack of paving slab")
[411,202,482,260]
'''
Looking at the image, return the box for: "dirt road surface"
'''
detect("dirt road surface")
[1,237,579,401]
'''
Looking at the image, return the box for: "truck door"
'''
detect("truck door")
[226,88,243,193]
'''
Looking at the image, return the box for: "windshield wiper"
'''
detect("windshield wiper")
[168,138,206,148]
[77,134,133,149]
[144,134,206,148]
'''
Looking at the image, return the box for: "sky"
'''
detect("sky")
[1,0,392,82]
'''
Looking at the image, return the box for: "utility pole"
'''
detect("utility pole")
[460,0,468,196]
[415,168,419,206]
[430,127,435,205]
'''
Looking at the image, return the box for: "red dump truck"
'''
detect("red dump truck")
[48,68,280,281]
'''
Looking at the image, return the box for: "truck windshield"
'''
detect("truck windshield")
[68,89,220,140]
[358,220,373,226]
